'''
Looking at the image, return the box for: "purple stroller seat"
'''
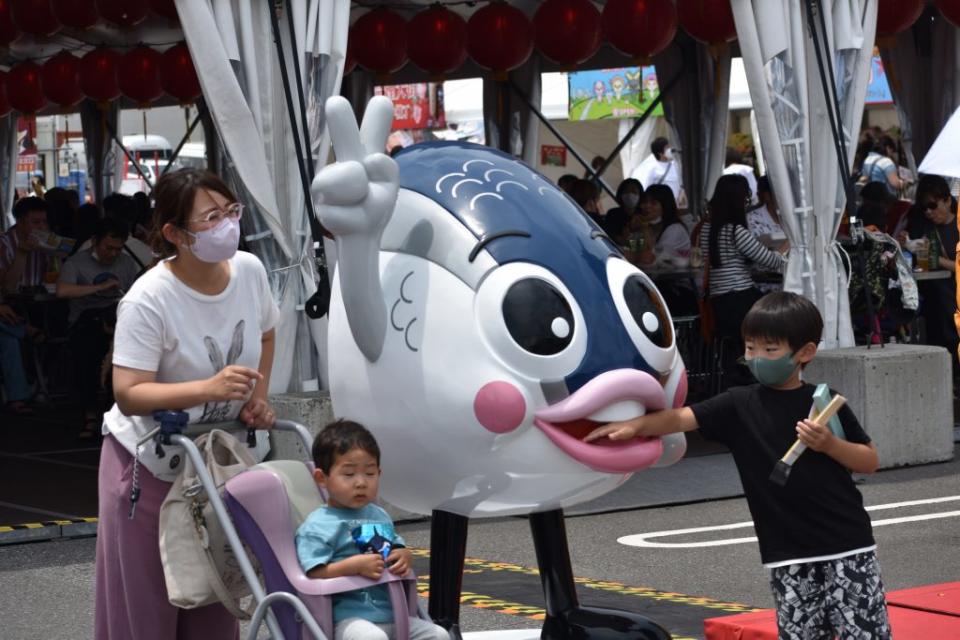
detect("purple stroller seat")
[223,461,420,640]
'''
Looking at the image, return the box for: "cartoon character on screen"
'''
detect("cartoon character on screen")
[312,96,688,640]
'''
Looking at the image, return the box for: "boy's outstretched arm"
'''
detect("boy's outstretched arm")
[584,407,698,443]
[796,419,880,473]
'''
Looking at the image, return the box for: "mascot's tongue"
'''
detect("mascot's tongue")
[559,418,604,441]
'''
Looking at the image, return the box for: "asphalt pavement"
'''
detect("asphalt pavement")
[1,444,957,640]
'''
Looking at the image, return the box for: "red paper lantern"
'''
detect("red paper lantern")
[119,45,162,105]
[0,72,11,116]
[876,0,924,36]
[79,47,120,102]
[0,1,19,46]
[407,6,467,76]
[11,0,60,37]
[677,0,736,45]
[467,2,534,73]
[96,0,148,28]
[602,0,677,59]
[41,50,82,107]
[149,0,177,21]
[534,0,602,67]
[935,0,960,28]
[351,9,407,74]
[160,42,200,103]
[51,0,98,29]
[8,61,46,113]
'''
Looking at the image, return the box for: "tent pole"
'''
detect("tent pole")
[104,119,154,192]
[508,80,617,200]
[163,104,207,176]
[285,0,315,180]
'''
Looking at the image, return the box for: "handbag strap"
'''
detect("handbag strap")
[196,521,254,619]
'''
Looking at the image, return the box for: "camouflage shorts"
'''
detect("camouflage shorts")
[769,550,891,640]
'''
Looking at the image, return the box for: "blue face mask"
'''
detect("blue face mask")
[745,352,798,386]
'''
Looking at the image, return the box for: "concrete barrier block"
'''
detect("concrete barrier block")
[805,344,954,469]
[268,391,425,522]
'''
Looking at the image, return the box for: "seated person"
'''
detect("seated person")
[603,178,643,242]
[630,185,690,268]
[0,300,33,415]
[747,177,786,293]
[0,197,52,294]
[569,179,603,227]
[57,218,140,439]
[296,420,448,640]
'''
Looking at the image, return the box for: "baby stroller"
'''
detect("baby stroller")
[146,411,432,640]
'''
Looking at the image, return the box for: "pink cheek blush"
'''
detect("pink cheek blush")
[673,369,688,408]
[474,381,526,434]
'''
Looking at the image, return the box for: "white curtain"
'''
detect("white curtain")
[654,38,732,218]
[175,0,350,392]
[0,115,18,230]
[879,11,960,172]
[617,116,659,184]
[732,0,876,349]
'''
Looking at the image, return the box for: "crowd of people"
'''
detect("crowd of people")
[0,185,164,428]
[559,129,958,386]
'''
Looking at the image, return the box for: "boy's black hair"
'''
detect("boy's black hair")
[741,292,823,352]
[312,419,381,474]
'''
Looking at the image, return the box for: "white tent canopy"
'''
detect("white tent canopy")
[918,106,960,179]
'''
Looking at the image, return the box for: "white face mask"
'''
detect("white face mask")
[663,148,674,161]
[184,217,240,263]
[648,216,663,225]
[622,193,640,208]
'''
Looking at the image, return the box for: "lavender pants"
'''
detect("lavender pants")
[94,435,239,640]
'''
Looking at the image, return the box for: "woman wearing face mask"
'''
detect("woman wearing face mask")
[94,169,280,639]
[603,178,644,242]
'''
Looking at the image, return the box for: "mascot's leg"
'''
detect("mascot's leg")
[429,509,469,640]
[530,509,671,640]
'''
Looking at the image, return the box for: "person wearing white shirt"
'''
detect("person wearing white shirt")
[630,137,683,202]
[94,168,280,639]
[723,148,759,206]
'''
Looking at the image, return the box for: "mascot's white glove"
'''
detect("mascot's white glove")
[311,96,398,361]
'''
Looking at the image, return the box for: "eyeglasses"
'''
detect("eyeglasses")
[190,202,244,227]
[923,201,939,212]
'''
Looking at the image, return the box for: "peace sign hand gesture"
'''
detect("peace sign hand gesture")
[311,96,398,238]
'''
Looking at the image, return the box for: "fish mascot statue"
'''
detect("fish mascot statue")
[312,96,688,639]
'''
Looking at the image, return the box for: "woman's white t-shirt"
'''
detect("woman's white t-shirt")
[104,251,280,481]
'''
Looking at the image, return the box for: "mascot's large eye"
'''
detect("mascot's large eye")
[502,279,574,355]
[623,276,671,348]
[475,263,587,380]
[607,257,676,373]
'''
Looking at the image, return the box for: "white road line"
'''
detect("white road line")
[0,500,80,520]
[0,451,98,471]
[619,496,960,549]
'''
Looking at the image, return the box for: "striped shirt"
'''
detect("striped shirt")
[700,222,786,297]
[0,226,49,290]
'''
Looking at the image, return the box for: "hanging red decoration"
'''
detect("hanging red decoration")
[602,0,677,60]
[51,0,98,29]
[119,45,162,105]
[935,0,960,29]
[8,61,46,113]
[41,50,82,107]
[876,0,924,36]
[160,42,200,103]
[677,0,736,45]
[149,0,177,21]
[0,72,9,116]
[95,0,148,28]
[79,47,120,103]
[467,2,534,73]
[11,0,61,37]
[0,1,19,46]
[351,8,408,74]
[407,6,467,76]
[533,0,601,68]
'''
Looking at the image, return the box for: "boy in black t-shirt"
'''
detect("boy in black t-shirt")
[586,292,891,640]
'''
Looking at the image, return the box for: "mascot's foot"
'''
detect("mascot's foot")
[540,606,672,640]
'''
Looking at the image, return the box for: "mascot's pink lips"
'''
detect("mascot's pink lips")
[534,369,666,474]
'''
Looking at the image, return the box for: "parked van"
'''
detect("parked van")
[118,134,172,194]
